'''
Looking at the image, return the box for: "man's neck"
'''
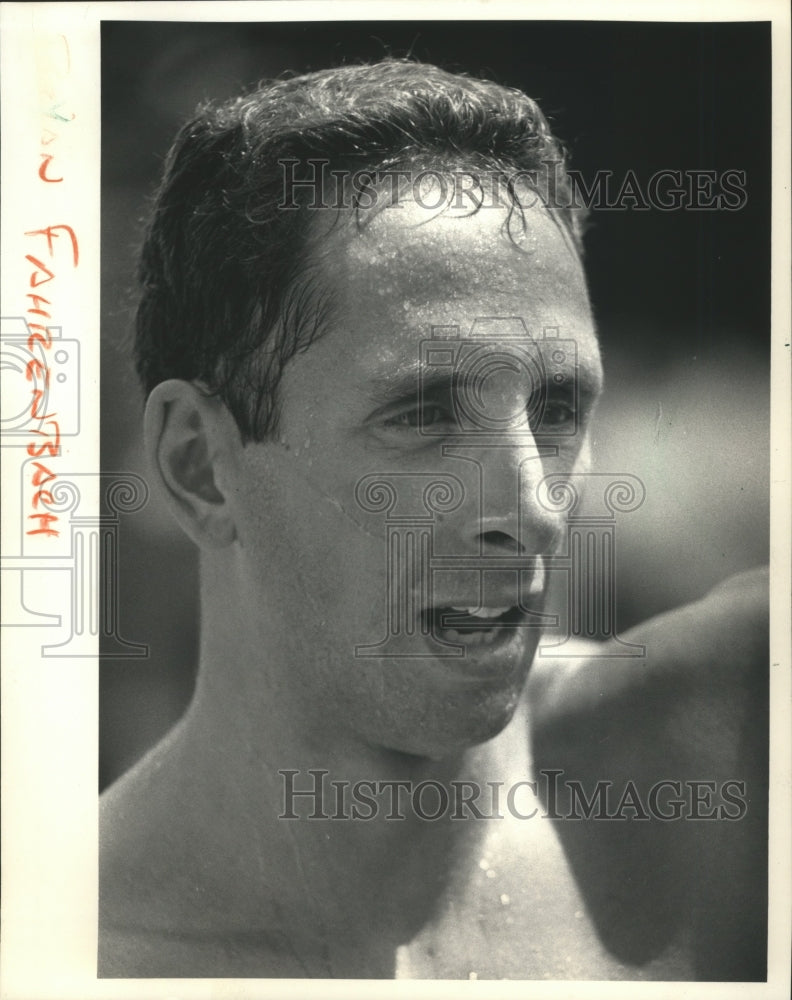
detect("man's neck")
[168,673,525,976]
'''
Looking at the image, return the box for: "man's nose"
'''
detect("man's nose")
[451,430,564,557]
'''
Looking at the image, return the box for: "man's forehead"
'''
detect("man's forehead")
[309,200,589,357]
[284,188,601,406]
[322,193,585,297]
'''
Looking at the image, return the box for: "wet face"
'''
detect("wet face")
[224,193,602,760]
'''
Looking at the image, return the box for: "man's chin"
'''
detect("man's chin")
[378,694,524,762]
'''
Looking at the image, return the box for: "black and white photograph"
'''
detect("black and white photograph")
[1,2,790,997]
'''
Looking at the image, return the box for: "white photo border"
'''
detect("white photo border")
[1,2,789,998]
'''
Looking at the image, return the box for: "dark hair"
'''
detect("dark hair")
[135,58,585,441]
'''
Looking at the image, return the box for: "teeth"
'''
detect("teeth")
[449,605,511,618]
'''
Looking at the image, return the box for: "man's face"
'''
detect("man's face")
[223,190,602,760]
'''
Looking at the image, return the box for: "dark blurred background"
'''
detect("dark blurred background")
[100,20,770,789]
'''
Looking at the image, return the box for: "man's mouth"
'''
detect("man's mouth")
[422,604,528,647]
[415,559,548,653]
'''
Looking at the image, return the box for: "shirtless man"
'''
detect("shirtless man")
[99,60,768,980]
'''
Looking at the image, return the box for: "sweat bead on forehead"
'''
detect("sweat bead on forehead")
[345,193,583,307]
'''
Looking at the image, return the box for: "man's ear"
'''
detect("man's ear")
[144,380,240,549]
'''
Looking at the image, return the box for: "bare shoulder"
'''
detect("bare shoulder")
[99,922,311,978]
[99,731,320,977]
[100,735,189,926]
[528,565,769,727]
[100,741,200,971]
[525,566,769,980]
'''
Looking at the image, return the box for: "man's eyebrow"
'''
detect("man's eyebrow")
[362,367,458,408]
[362,352,604,409]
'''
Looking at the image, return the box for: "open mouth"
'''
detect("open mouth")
[424,604,527,647]
[415,558,547,653]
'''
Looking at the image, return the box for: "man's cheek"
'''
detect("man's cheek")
[572,435,593,475]
[284,515,384,623]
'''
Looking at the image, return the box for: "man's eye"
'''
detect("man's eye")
[383,404,451,430]
[537,400,576,429]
